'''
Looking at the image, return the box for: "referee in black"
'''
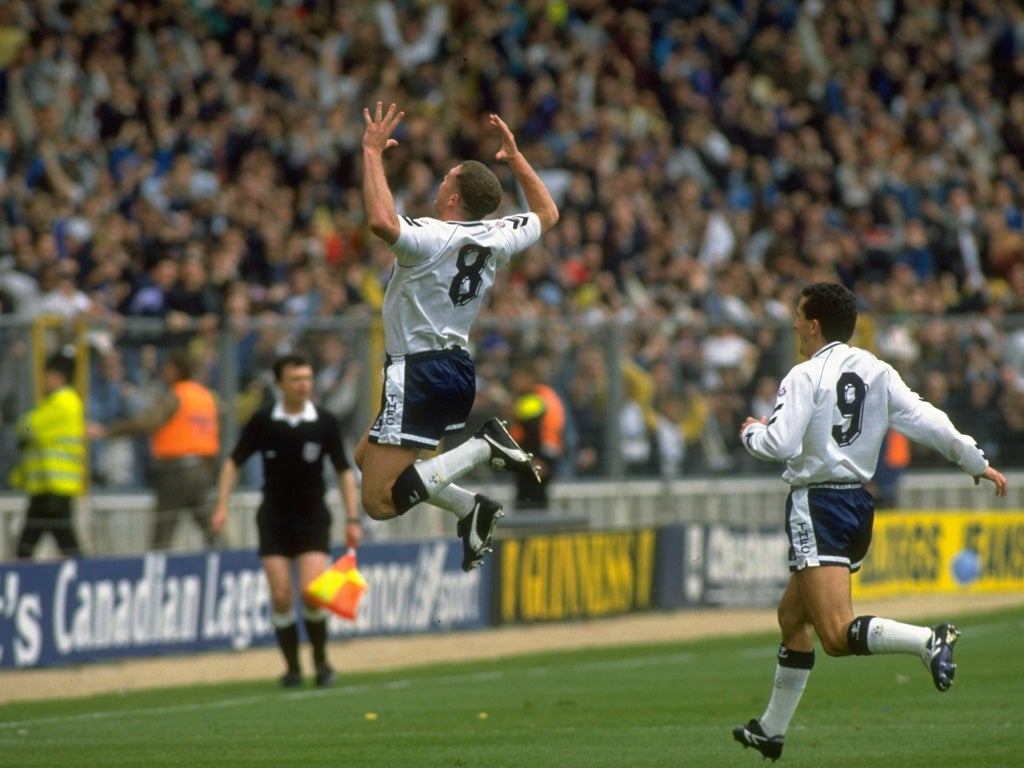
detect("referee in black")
[212,353,362,688]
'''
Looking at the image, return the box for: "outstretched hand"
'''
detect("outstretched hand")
[974,465,1008,496]
[489,113,520,162]
[363,101,404,154]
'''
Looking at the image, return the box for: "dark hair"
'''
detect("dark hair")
[800,282,857,342]
[44,351,75,381]
[455,160,502,219]
[164,349,194,380]
[272,353,311,381]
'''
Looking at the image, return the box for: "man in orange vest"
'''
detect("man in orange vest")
[509,356,566,511]
[92,349,222,550]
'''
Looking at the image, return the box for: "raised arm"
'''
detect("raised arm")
[489,113,559,232]
[362,101,404,245]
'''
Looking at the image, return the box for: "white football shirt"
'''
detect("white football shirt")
[742,341,989,485]
[383,213,541,356]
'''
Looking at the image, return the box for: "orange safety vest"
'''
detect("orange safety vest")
[884,429,911,469]
[151,381,219,459]
[511,384,565,454]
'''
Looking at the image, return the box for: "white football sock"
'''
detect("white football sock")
[429,483,477,520]
[410,439,490,495]
[760,665,811,736]
[866,618,931,654]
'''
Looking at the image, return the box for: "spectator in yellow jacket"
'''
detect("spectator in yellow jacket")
[12,351,85,558]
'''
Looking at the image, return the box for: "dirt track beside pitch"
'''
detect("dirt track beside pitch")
[3,592,1022,705]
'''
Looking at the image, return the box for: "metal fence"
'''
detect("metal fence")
[2,309,1023,559]
[1,310,798,492]
[3,309,1024,492]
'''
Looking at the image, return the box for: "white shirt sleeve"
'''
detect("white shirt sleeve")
[886,370,989,477]
[741,367,813,463]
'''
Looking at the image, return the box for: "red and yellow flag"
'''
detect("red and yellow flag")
[304,550,368,621]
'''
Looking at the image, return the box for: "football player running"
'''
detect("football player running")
[733,282,1007,761]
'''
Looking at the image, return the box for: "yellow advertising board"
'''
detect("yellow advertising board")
[499,530,656,623]
[852,511,1024,599]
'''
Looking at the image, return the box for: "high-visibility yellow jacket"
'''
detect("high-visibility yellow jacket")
[9,385,85,496]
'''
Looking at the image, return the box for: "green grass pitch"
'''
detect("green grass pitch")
[1,606,1021,767]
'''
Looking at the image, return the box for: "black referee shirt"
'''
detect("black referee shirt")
[230,401,351,505]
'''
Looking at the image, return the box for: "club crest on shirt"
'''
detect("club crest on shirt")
[777,386,787,397]
[303,442,321,463]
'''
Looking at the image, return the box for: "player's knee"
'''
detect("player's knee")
[360,490,384,519]
[818,631,850,657]
[777,606,803,636]
[360,485,395,520]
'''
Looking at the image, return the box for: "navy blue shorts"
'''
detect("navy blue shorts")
[785,484,874,572]
[369,348,475,449]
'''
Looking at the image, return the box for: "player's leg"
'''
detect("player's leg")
[356,438,422,519]
[800,487,957,691]
[787,485,868,658]
[844,611,957,692]
[357,435,506,565]
[359,349,531,519]
[733,575,814,761]
[355,351,435,520]
[296,549,334,687]
[262,554,302,687]
[765,572,818,732]
[735,488,831,760]
[381,424,537,518]
[795,564,854,655]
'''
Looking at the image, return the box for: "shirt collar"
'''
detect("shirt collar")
[812,341,846,358]
[271,399,317,425]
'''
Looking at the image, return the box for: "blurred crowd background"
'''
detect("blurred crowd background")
[2,0,1024,497]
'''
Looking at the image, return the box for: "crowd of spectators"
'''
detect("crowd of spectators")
[2,0,1024,491]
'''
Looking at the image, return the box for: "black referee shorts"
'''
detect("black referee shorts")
[256,501,331,558]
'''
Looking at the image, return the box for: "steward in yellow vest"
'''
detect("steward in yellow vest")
[12,352,85,558]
